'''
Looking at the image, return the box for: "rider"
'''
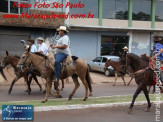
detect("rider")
[152,35,163,82]
[153,35,163,62]
[50,26,71,82]
[27,38,37,53]
[37,37,48,55]
[123,46,128,53]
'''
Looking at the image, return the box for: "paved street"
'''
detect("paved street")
[0,69,138,102]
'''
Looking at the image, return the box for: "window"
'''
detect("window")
[132,0,151,21]
[94,57,102,62]
[69,0,99,18]
[0,0,29,14]
[0,0,8,13]
[156,1,163,21]
[102,57,107,62]
[101,36,129,56]
[103,0,128,20]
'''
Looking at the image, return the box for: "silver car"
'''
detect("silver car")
[87,55,119,76]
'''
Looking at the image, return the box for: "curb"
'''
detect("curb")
[0,101,163,114]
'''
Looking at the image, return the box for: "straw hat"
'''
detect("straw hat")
[123,46,128,50]
[37,37,44,42]
[27,38,35,43]
[57,26,69,32]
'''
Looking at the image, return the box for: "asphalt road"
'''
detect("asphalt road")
[0,69,139,102]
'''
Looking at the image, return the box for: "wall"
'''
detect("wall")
[130,31,151,56]
[69,30,98,61]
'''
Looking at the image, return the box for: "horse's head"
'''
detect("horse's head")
[1,50,11,68]
[104,59,111,68]
[17,47,31,72]
[119,51,130,75]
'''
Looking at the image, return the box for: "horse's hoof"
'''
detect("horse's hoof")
[127,84,130,86]
[83,97,88,101]
[68,96,72,101]
[41,101,46,103]
[128,108,132,114]
[41,100,47,103]
[8,91,11,95]
[112,84,115,86]
[89,92,93,96]
[58,94,62,98]
[145,108,150,112]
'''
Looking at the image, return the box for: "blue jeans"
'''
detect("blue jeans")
[55,53,68,79]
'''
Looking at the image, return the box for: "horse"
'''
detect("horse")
[17,49,93,103]
[1,51,42,94]
[119,52,154,114]
[105,59,134,86]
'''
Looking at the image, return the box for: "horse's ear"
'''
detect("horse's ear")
[5,50,9,56]
[28,46,31,52]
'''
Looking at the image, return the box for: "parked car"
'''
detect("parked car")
[87,55,119,76]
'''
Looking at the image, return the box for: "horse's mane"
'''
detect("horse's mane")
[127,53,148,64]
[33,52,48,58]
[14,55,20,59]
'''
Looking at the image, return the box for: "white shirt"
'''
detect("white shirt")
[30,44,37,53]
[38,43,48,55]
[55,35,71,55]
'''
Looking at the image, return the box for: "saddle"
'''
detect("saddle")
[47,52,77,76]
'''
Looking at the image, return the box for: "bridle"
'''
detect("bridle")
[17,53,30,72]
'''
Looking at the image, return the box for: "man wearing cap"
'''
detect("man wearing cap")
[27,38,37,53]
[50,26,71,82]
[37,37,48,55]
[123,46,129,53]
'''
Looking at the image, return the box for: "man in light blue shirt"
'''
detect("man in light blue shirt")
[27,38,37,53]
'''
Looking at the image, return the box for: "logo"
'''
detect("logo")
[2,105,33,121]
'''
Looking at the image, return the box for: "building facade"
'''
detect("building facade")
[0,0,163,61]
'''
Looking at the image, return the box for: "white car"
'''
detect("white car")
[87,55,119,76]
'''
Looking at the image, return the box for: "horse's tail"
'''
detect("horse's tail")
[86,68,93,93]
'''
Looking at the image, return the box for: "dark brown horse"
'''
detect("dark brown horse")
[105,59,134,86]
[120,52,154,114]
[1,51,42,94]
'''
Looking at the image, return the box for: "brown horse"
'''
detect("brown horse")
[17,49,93,103]
[105,59,134,86]
[120,52,154,114]
[1,51,42,94]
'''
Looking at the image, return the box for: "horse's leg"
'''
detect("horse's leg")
[128,83,143,114]
[113,73,117,86]
[121,75,126,85]
[42,79,51,103]
[153,85,156,93]
[60,79,64,91]
[32,74,42,91]
[24,76,31,95]
[143,86,151,112]
[79,75,89,101]
[68,74,80,101]
[148,85,151,93]
[8,76,21,94]
[127,76,134,86]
